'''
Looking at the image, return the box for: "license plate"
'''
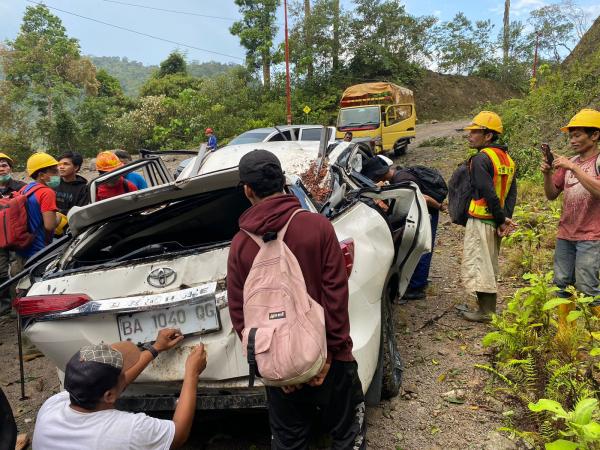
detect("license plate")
[117,297,220,344]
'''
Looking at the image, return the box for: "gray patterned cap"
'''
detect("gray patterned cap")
[79,343,123,370]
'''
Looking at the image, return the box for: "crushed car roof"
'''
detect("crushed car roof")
[68,142,321,236]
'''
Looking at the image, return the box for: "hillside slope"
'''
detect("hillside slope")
[90,56,239,96]
[562,15,600,67]
[413,71,519,121]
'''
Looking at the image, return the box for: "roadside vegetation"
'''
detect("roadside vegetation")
[480,17,600,449]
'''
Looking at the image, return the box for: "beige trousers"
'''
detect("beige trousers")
[461,218,501,294]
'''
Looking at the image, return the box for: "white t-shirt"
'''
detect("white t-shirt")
[32,392,175,450]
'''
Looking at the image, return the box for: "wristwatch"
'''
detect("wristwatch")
[142,343,159,359]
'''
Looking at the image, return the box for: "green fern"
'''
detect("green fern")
[545,361,575,402]
[539,419,557,442]
[475,364,515,387]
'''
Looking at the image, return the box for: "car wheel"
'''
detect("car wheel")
[381,277,403,399]
[393,141,407,157]
[365,276,403,405]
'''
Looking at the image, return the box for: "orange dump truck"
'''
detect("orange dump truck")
[335,82,416,155]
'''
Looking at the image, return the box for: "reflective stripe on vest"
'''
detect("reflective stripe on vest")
[468,147,515,220]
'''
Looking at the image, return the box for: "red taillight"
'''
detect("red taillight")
[13,294,91,317]
[340,238,355,278]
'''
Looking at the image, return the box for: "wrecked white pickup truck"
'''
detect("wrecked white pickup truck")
[11,138,431,410]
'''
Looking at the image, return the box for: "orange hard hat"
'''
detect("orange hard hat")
[205,128,213,134]
[96,151,123,172]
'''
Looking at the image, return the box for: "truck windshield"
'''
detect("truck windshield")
[337,106,380,129]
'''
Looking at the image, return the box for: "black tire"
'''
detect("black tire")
[393,141,407,157]
[381,287,403,398]
[365,275,403,405]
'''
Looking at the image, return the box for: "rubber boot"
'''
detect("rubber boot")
[461,292,496,323]
[557,302,576,332]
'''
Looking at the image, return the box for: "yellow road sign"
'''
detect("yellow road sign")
[303,105,311,114]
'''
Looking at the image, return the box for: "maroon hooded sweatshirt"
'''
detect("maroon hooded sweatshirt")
[227,194,354,362]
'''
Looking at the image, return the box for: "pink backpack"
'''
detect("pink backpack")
[241,209,327,387]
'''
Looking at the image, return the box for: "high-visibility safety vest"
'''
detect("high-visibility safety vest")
[468,147,515,220]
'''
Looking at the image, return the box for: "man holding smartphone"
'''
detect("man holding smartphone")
[541,108,600,301]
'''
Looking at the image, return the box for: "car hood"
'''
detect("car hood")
[68,142,322,236]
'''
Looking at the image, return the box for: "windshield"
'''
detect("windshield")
[337,107,381,128]
[229,131,272,145]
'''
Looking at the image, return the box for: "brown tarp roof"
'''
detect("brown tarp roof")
[341,82,414,105]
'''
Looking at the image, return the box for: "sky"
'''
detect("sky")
[1,0,599,66]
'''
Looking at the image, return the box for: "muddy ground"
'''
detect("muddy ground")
[0,120,523,449]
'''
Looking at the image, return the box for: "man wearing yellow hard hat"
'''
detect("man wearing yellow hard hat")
[460,111,518,322]
[15,153,63,266]
[541,108,600,301]
[0,152,25,315]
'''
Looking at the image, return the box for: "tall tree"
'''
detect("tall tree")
[157,51,187,78]
[230,0,280,89]
[432,12,495,75]
[304,0,314,80]
[528,3,576,63]
[503,0,510,65]
[349,0,436,80]
[288,0,351,80]
[0,4,98,149]
[332,0,340,72]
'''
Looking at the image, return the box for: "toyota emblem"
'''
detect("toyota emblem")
[147,268,177,288]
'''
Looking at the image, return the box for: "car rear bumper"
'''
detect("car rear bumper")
[117,387,266,411]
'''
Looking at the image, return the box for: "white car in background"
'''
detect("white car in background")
[227,125,337,145]
[12,139,431,411]
[173,125,337,178]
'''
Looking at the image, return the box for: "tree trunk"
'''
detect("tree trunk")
[332,0,340,72]
[262,57,271,89]
[304,0,313,81]
[502,0,510,65]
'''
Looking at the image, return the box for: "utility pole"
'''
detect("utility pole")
[284,0,292,125]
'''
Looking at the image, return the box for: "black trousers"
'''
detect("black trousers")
[0,388,17,450]
[266,360,366,450]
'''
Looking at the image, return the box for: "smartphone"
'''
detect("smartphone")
[541,143,553,165]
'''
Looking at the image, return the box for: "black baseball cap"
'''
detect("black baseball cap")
[238,149,284,185]
[362,157,390,182]
[64,342,140,408]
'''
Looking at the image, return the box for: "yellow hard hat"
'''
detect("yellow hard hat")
[0,153,14,166]
[463,111,503,134]
[560,108,600,132]
[26,152,59,176]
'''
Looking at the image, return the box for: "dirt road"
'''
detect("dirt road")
[0,120,519,449]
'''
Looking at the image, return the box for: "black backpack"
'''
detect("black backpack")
[405,166,448,203]
[447,159,472,226]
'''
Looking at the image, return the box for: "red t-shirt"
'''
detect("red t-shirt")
[552,153,600,241]
[33,186,58,214]
[96,177,137,201]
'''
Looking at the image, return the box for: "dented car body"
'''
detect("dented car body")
[14,140,431,410]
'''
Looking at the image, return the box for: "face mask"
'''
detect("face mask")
[47,176,61,189]
[0,175,11,184]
